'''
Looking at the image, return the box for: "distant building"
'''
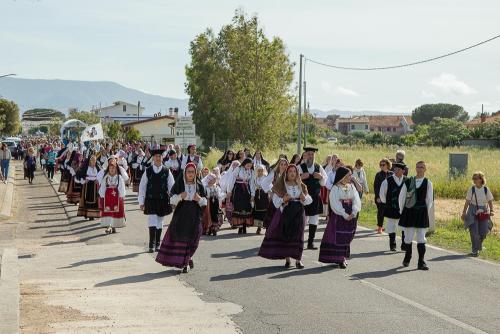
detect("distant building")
[94,101,148,124]
[122,115,177,144]
[465,112,500,128]
[335,117,370,135]
[175,116,202,148]
[333,115,413,135]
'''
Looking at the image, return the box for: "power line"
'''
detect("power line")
[305,34,500,71]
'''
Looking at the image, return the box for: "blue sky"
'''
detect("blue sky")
[1,0,500,114]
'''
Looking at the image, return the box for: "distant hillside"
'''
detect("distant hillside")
[0,77,189,115]
[310,108,410,118]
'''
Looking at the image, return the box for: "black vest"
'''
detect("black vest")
[384,176,407,218]
[300,163,321,197]
[405,177,428,209]
[146,166,171,201]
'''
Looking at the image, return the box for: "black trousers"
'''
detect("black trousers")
[376,202,385,227]
[47,165,55,179]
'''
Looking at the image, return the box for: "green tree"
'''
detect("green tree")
[125,127,141,142]
[428,117,469,147]
[0,99,20,135]
[469,120,500,140]
[68,110,100,125]
[411,103,469,125]
[185,10,295,148]
[105,121,122,140]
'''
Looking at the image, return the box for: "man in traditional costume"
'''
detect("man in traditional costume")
[138,149,175,253]
[379,162,407,251]
[398,161,434,271]
[299,147,327,250]
[164,149,182,180]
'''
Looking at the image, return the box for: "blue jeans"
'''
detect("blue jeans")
[1,159,9,179]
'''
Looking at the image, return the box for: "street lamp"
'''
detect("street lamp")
[0,74,16,79]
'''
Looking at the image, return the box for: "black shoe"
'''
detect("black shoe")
[390,245,397,252]
[212,231,217,236]
[401,243,407,251]
[111,228,116,234]
[307,243,318,250]
[243,226,247,234]
[418,261,429,271]
[469,252,479,257]
[188,260,194,269]
[338,262,347,269]
[238,227,242,234]
[89,217,94,221]
[295,261,305,269]
[182,266,189,273]
[148,248,154,253]
[285,260,291,268]
[402,260,410,267]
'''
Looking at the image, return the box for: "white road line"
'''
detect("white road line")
[352,276,489,334]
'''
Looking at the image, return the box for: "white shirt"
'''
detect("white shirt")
[227,167,253,193]
[398,177,434,215]
[379,175,405,204]
[131,155,147,170]
[170,183,207,207]
[99,174,126,198]
[164,158,180,171]
[272,184,313,211]
[353,167,369,193]
[205,184,226,202]
[325,170,337,190]
[76,166,99,184]
[329,183,362,219]
[181,155,203,170]
[466,185,494,207]
[137,164,175,206]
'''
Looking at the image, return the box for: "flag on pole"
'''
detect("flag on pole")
[81,123,104,142]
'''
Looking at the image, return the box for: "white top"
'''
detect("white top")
[164,158,180,171]
[466,185,494,207]
[325,170,337,190]
[329,183,362,219]
[205,184,226,202]
[352,167,369,193]
[97,166,129,184]
[131,155,147,170]
[398,177,434,215]
[272,184,313,211]
[379,175,405,204]
[251,175,271,196]
[137,164,175,206]
[117,158,128,171]
[298,164,327,187]
[76,166,99,184]
[170,183,207,207]
[98,174,126,198]
[227,167,253,193]
[181,155,203,171]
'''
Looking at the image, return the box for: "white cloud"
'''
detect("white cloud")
[421,90,435,98]
[320,80,332,93]
[429,73,477,95]
[334,86,359,97]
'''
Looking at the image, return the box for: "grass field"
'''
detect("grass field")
[205,143,500,199]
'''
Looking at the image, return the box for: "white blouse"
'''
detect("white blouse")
[227,167,253,193]
[329,183,362,219]
[272,184,313,211]
[76,166,99,184]
[170,183,208,207]
[99,174,126,198]
[205,184,226,202]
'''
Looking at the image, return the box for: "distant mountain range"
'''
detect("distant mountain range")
[0,77,189,115]
[0,77,407,118]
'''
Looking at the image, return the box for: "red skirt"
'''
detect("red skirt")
[100,186,125,219]
[320,186,329,205]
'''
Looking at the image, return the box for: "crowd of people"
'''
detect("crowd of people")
[8,137,496,274]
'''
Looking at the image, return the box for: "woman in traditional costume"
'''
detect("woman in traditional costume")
[318,166,361,269]
[202,173,225,236]
[251,164,270,235]
[217,150,235,173]
[66,150,83,204]
[262,158,289,229]
[156,163,207,273]
[227,158,254,234]
[258,164,311,269]
[131,148,147,193]
[99,157,127,234]
[76,155,101,220]
[220,160,240,226]
[252,150,270,172]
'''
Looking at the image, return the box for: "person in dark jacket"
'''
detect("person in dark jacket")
[373,158,393,234]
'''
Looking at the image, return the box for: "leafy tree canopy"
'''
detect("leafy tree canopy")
[0,99,20,135]
[411,103,469,125]
[22,108,65,121]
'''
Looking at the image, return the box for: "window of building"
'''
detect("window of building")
[351,124,355,130]
[393,127,397,132]
[365,124,369,130]
[123,105,127,112]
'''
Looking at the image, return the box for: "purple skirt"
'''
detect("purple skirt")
[319,204,357,264]
[262,200,276,229]
[156,224,202,269]
[258,206,305,261]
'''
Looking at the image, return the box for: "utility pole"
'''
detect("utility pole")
[303,80,307,147]
[297,54,303,154]
[137,101,141,122]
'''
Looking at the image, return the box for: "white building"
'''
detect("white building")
[94,101,149,124]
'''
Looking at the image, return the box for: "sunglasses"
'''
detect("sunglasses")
[379,164,386,167]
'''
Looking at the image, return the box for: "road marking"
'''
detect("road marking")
[352,276,489,334]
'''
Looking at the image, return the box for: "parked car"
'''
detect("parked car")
[327,137,338,143]
[2,141,18,159]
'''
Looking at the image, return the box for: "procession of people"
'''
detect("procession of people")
[11,135,495,275]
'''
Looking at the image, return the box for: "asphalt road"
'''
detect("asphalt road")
[46,171,500,334]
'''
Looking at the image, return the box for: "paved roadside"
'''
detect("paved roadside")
[14,170,241,333]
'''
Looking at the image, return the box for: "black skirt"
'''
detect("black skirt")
[170,201,202,242]
[399,206,429,228]
[144,198,173,217]
[232,182,252,218]
[304,193,323,216]
[253,189,269,221]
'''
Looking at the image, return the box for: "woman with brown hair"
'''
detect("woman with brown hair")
[373,158,393,234]
[461,171,495,257]
[258,164,312,269]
